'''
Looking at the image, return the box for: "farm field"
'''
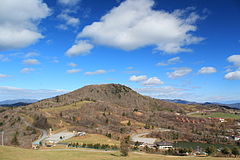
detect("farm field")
[190,112,240,119]
[0,146,239,160]
[60,134,120,146]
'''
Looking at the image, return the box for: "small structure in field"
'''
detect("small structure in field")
[208,117,226,123]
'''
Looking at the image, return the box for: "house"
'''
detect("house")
[233,136,240,141]
[154,141,173,150]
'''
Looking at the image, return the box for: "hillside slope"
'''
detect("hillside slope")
[0,84,237,148]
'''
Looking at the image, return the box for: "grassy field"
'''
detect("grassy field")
[61,134,120,145]
[174,141,237,150]
[190,112,240,119]
[42,101,91,112]
[0,146,239,160]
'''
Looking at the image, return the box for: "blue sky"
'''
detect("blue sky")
[0,0,240,103]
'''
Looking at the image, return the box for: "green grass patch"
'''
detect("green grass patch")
[61,134,120,146]
[174,141,237,150]
[42,101,91,112]
[190,112,240,119]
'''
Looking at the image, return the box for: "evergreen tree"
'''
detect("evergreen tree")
[11,131,19,146]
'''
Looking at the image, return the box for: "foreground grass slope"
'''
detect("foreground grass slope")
[0,146,238,160]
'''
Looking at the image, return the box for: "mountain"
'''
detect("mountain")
[162,99,198,105]
[0,99,38,105]
[0,84,237,148]
[0,102,33,107]
[225,103,240,109]
[162,99,240,110]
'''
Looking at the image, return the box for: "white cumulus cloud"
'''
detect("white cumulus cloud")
[25,52,39,58]
[227,55,240,66]
[58,0,81,6]
[21,68,35,73]
[23,59,40,65]
[67,69,81,74]
[0,54,10,62]
[77,0,203,53]
[0,74,9,78]
[142,77,164,86]
[68,62,77,67]
[85,69,106,75]
[57,12,80,29]
[157,57,181,66]
[167,67,192,79]
[66,40,93,56]
[224,70,240,80]
[0,0,50,51]
[198,67,216,74]
[129,75,147,82]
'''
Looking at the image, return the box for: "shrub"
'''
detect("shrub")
[221,147,231,155]
[206,145,216,155]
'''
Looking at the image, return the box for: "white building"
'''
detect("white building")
[154,142,173,149]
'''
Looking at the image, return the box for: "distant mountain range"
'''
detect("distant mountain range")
[0,99,38,107]
[1,97,239,109]
[162,99,240,109]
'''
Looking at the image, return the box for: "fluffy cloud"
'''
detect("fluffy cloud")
[167,67,192,79]
[0,0,50,51]
[78,0,203,53]
[127,66,134,70]
[57,12,80,29]
[142,77,164,86]
[156,57,180,66]
[198,67,216,74]
[68,62,77,67]
[0,86,67,100]
[67,69,81,74]
[21,68,35,73]
[66,40,93,56]
[0,54,10,62]
[0,74,8,78]
[129,75,147,82]
[85,69,106,75]
[224,70,240,80]
[227,55,240,66]
[23,59,40,65]
[25,52,39,58]
[58,0,80,6]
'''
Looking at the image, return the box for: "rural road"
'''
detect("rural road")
[22,118,48,145]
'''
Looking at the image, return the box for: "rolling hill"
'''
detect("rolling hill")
[0,84,238,148]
